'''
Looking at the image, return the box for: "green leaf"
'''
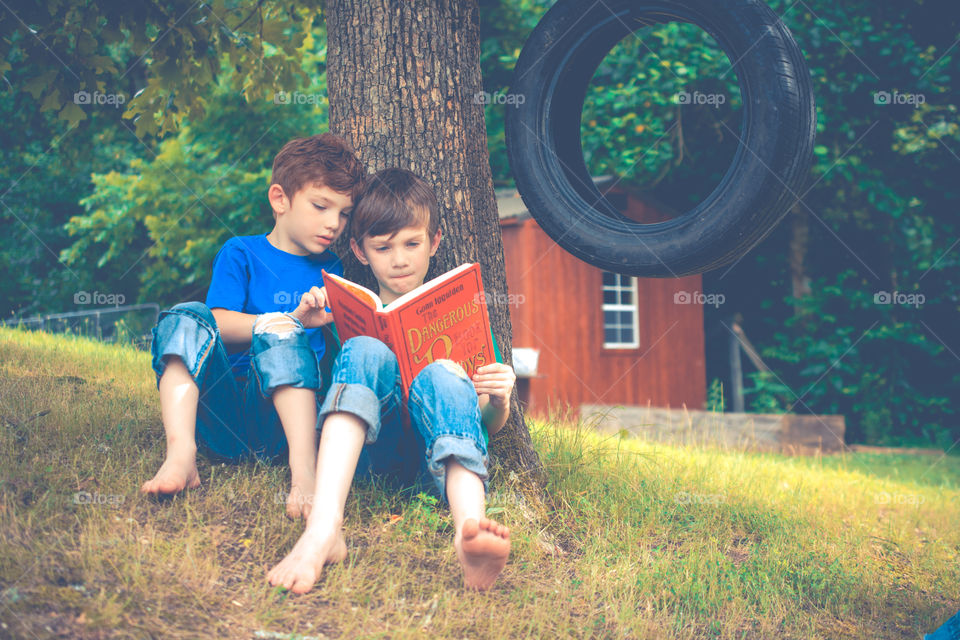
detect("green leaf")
[58,102,87,127]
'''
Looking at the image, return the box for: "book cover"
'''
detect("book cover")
[322,263,496,392]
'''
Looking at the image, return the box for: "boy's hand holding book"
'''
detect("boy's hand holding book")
[472,363,516,409]
[289,285,334,328]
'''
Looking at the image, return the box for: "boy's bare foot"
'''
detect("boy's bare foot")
[286,472,316,520]
[456,517,511,591]
[141,449,200,495]
[267,522,347,594]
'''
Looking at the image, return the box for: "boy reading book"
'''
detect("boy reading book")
[267,168,515,593]
[141,133,366,521]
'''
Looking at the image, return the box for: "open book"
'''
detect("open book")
[322,263,496,392]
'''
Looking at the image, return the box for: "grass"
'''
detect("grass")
[0,325,957,639]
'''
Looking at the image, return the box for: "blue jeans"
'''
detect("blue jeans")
[318,336,489,501]
[927,610,960,640]
[150,302,324,463]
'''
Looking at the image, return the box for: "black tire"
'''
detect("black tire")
[505,0,816,276]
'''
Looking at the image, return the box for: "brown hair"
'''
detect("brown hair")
[270,133,367,207]
[349,168,440,241]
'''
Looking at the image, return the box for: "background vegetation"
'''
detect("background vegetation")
[1,0,958,447]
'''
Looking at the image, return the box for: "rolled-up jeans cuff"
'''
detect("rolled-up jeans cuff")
[427,434,489,499]
[250,313,320,395]
[318,382,382,445]
[150,303,218,388]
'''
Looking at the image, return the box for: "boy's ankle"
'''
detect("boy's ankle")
[288,457,317,481]
[305,509,344,532]
[164,437,198,458]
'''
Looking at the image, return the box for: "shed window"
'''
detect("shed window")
[602,271,639,348]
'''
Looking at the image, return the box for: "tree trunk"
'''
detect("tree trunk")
[324,0,545,486]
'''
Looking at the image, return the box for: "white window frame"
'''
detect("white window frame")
[602,271,640,349]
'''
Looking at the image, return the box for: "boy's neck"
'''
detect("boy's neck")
[267,229,310,257]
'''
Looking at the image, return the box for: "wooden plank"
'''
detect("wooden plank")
[581,404,847,454]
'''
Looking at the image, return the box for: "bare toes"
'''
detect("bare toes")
[463,518,480,539]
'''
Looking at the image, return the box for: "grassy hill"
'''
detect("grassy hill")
[0,326,957,639]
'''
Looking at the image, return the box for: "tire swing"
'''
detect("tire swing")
[505,0,816,276]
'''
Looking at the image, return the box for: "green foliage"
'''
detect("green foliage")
[742,371,792,414]
[580,23,741,190]
[0,40,142,318]
[1,1,323,136]
[478,0,549,183]
[396,492,448,539]
[708,0,960,446]
[706,378,725,413]
[58,29,330,305]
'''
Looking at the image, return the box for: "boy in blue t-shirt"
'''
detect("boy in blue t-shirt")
[267,168,514,593]
[141,133,367,521]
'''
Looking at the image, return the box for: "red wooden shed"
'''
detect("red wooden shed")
[496,181,707,416]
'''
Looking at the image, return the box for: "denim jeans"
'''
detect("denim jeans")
[150,302,323,463]
[926,610,960,640]
[318,336,489,501]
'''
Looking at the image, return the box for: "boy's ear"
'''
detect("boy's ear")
[350,238,370,265]
[268,184,289,216]
[428,228,442,257]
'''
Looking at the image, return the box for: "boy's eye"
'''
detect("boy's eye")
[313,204,327,211]
[375,246,389,252]
[407,242,420,248]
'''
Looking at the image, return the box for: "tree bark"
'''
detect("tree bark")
[324,0,545,486]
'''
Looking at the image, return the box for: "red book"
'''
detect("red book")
[322,263,496,393]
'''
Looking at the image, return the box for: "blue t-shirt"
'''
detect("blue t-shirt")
[205,234,342,375]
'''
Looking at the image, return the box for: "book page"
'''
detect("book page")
[384,263,474,311]
[322,270,383,343]
[389,264,495,385]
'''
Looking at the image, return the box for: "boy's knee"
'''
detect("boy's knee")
[161,301,215,327]
[339,336,397,368]
[432,359,470,381]
[413,360,473,394]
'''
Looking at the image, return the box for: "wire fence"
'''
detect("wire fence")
[2,304,160,350]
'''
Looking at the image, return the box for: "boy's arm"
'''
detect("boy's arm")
[473,363,516,437]
[212,285,333,345]
[211,308,258,345]
[206,239,258,344]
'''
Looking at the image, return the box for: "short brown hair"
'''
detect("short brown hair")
[271,133,366,205]
[349,168,440,241]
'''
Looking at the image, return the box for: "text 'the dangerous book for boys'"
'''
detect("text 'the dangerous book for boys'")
[322,263,496,393]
